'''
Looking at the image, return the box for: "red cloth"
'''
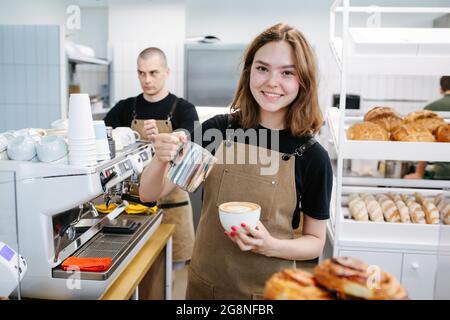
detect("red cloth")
[62,257,112,272]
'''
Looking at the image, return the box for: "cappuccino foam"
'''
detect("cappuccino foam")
[219,202,259,214]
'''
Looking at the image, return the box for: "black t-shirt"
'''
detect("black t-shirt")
[190,114,332,228]
[104,93,199,132]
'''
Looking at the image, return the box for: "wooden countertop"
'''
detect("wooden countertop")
[99,223,175,300]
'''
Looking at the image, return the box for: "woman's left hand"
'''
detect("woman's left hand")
[225,221,277,257]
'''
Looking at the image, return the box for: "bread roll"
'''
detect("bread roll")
[364,106,402,132]
[347,122,389,141]
[434,194,450,225]
[376,194,401,223]
[386,192,410,223]
[349,196,369,221]
[415,192,440,224]
[435,124,450,143]
[391,123,435,142]
[360,193,384,222]
[402,110,445,134]
[401,194,426,224]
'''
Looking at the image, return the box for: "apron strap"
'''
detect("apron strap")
[166,95,179,125]
[159,201,189,209]
[282,136,317,161]
[132,96,138,125]
[132,94,179,125]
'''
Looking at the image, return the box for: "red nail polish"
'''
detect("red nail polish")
[241,223,246,228]
[231,226,237,232]
[230,231,236,237]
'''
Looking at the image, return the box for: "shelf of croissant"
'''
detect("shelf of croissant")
[326,107,450,162]
[330,186,450,252]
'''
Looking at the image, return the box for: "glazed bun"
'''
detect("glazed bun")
[347,122,389,141]
[402,110,444,134]
[391,123,435,142]
[436,124,450,142]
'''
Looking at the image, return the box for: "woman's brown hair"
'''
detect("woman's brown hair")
[230,23,323,136]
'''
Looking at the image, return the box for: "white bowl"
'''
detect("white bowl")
[36,136,68,163]
[7,136,36,161]
[218,202,261,233]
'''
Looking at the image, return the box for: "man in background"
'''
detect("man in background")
[104,47,198,272]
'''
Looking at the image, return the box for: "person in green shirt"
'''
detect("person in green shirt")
[404,76,450,180]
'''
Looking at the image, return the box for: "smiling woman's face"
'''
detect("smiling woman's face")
[250,40,300,115]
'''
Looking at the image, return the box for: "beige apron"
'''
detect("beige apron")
[131,95,195,262]
[186,139,299,300]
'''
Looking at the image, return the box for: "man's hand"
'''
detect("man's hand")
[143,119,159,142]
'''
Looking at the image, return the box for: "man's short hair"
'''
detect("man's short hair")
[138,47,167,67]
[440,76,450,92]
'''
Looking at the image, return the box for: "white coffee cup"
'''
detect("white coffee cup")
[36,136,68,163]
[113,127,140,146]
[218,202,261,233]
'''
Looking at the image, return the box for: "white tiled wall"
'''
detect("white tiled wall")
[0,25,62,131]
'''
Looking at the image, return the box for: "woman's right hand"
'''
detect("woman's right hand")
[152,132,188,163]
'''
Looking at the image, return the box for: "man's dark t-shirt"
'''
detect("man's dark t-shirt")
[104,93,199,132]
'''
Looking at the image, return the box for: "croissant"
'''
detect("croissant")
[360,193,384,222]
[264,269,333,300]
[401,194,426,224]
[415,192,440,224]
[376,194,401,223]
[314,257,407,300]
[349,196,369,221]
[434,194,450,225]
[364,106,402,132]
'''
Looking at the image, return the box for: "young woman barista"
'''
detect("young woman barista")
[139,23,333,300]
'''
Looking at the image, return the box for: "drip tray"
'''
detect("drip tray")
[52,210,162,281]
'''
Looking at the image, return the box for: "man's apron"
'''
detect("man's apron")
[131,95,195,262]
[185,124,317,299]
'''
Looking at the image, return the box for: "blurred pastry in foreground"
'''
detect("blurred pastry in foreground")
[364,106,402,133]
[264,269,333,300]
[402,110,445,134]
[347,122,389,141]
[391,123,435,142]
[314,257,407,300]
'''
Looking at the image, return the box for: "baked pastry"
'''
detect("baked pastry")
[363,106,402,132]
[434,194,450,225]
[391,123,435,142]
[415,192,440,224]
[360,193,384,222]
[264,269,333,300]
[436,124,450,143]
[401,194,426,224]
[348,195,369,221]
[387,192,411,223]
[375,194,401,223]
[402,110,445,134]
[347,122,389,141]
[314,257,406,300]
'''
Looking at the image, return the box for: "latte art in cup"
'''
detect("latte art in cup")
[219,202,260,214]
[218,201,261,233]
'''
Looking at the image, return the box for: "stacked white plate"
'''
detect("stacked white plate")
[67,94,97,166]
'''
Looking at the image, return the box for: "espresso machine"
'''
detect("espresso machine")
[0,142,163,299]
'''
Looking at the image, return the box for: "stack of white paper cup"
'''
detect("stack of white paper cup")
[94,120,111,161]
[67,94,97,166]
